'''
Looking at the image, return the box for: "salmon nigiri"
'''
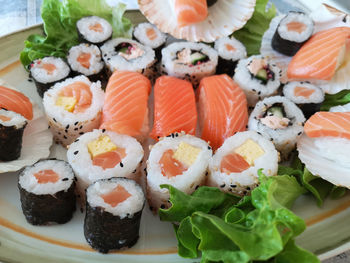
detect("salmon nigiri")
[287,27,350,81]
[150,76,197,140]
[198,74,248,150]
[174,0,208,27]
[100,71,151,140]
[0,86,33,120]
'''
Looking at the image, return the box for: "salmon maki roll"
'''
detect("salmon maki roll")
[150,76,197,140]
[100,71,151,141]
[198,74,248,150]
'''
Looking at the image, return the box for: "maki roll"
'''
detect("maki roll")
[84,177,145,253]
[133,22,168,61]
[208,131,278,195]
[214,36,247,76]
[0,109,27,161]
[67,129,144,200]
[234,55,281,107]
[272,12,314,56]
[100,38,156,81]
[146,133,212,212]
[283,81,324,119]
[248,96,305,160]
[67,43,107,85]
[161,42,218,87]
[43,75,104,146]
[18,159,76,225]
[30,57,71,97]
[76,16,113,46]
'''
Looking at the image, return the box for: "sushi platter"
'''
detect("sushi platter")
[0,0,350,262]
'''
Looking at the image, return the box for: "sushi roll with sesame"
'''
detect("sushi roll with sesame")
[283,81,324,119]
[84,178,145,253]
[133,22,168,61]
[146,133,212,212]
[43,75,104,146]
[76,16,113,46]
[30,57,71,97]
[161,42,218,87]
[100,38,157,81]
[67,129,144,200]
[208,131,278,195]
[272,12,314,56]
[67,43,107,86]
[18,159,76,225]
[234,55,281,107]
[248,96,305,160]
[214,36,247,76]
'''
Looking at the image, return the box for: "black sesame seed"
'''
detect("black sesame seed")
[246,186,251,190]
[65,129,68,133]
[62,178,69,181]
[74,139,79,142]
[53,118,57,122]
[74,151,79,155]
[79,125,83,129]
[63,135,67,139]
[175,133,178,137]
[126,213,130,217]
[48,125,51,129]
[208,146,211,150]
[298,132,302,135]
[66,124,69,129]
[104,53,107,57]
[74,177,78,181]
[160,204,165,209]
[133,169,136,173]
[246,125,248,129]
[107,58,111,61]
[171,133,174,138]
[28,78,33,82]
[258,91,261,95]
[120,162,124,167]
[74,128,78,131]
[102,129,106,133]
[270,138,273,141]
[220,184,225,188]
[252,89,256,92]
[79,132,84,135]
[149,206,153,211]
[229,188,232,192]
[205,171,208,176]
[74,121,79,126]
[231,184,237,188]
[243,191,247,195]
[195,185,199,190]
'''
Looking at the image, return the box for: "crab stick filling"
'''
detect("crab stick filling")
[159,142,201,178]
[88,135,126,170]
[101,185,132,207]
[34,170,60,184]
[115,42,145,60]
[55,81,92,113]
[175,48,209,66]
[220,139,264,174]
[247,58,275,84]
[260,104,290,130]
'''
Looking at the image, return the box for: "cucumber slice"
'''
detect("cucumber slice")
[191,52,208,65]
[118,47,129,54]
[255,69,267,81]
[267,106,284,118]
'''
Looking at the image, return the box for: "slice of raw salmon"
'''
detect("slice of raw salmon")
[101,185,132,207]
[304,112,350,139]
[150,76,197,140]
[59,81,92,113]
[294,86,315,98]
[92,148,126,170]
[174,0,208,27]
[159,149,187,178]
[220,153,250,174]
[100,71,151,139]
[34,170,59,184]
[77,52,91,69]
[0,86,33,120]
[287,27,350,81]
[198,74,248,150]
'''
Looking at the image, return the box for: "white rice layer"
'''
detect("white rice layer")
[133,23,167,49]
[147,133,212,210]
[19,159,74,195]
[234,55,281,106]
[283,81,324,104]
[30,57,70,84]
[248,96,305,160]
[0,109,27,128]
[208,131,278,195]
[214,36,247,61]
[278,12,314,42]
[77,16,112,44]
[68,44,104,76]
[67,129,144,196]
[87,177,145,219]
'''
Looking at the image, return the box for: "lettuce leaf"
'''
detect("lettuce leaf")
[160,172,319,262]
[232,0,276,56]
[20,0,132,69]
[321,90,350,111]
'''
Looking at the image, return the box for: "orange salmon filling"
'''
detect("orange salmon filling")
[89,23,103,32]
[159,150,187,178]
[41,63,57,75]
[287,22,306,33]
[59,82,92,113]
[146,28,157,40]
[92,148,126,170]
[34,169,60,184]
[294,86,315,98]
[0,115,11,122]
[225,44,236,52]
[220,153,250,174]
[101,185,131,207]
[77,52,91,69]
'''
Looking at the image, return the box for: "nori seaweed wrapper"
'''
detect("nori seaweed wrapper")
[299,103,322,120]
[84,203,143,253]
[18,181,76,225]
[271,30,307,56]
[0,122,27,161]
[70,67,108,91]
[215,57,237,76]
[31,72,71,98]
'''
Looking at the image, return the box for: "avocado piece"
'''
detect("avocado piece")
[255,69,268,81]
[191,52,208,65]
[267,106,284,118]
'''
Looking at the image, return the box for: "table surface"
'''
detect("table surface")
[0,0,349,262]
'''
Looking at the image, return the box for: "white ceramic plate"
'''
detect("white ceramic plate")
[1,12,350,263]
